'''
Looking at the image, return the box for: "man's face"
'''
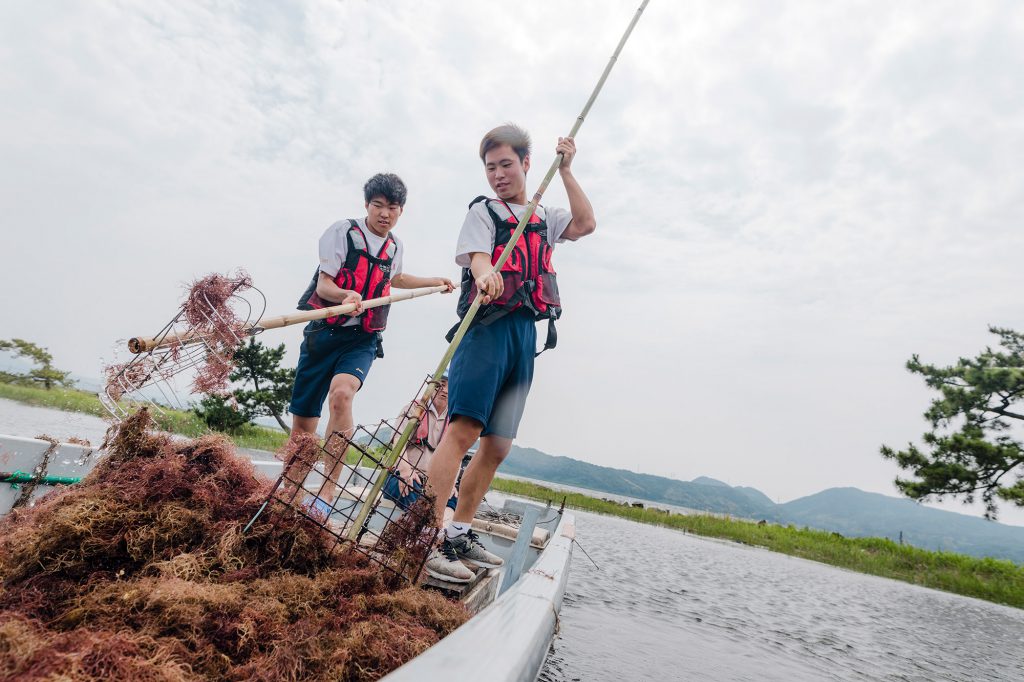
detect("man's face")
[484,144,530,201]
[365,195,403,235]
[434,380,448,410]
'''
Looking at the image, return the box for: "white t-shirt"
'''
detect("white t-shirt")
[454,201,572,268]
[318,218,404,326]
[319,218,405,278]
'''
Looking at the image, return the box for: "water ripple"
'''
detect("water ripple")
[541,509,1024,681]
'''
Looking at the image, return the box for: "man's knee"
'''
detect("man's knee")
[447,415,483,448]
[479,436,512,465]
[327,376,358,413]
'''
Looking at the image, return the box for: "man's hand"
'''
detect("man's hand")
[556,136,577,171]
[475,271,503,304]
[342,291,363,314]
[436,277,455,293]
[398,467,422,498]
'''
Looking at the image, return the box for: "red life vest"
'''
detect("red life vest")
[299,220,397,333]
[451,196,561,353]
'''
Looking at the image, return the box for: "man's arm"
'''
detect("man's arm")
[391,273,455,292]
[555,136,597,241]
[315,272,363,311]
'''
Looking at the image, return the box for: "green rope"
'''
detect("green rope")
[1,470,82,488]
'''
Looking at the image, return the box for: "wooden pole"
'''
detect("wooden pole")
[345,0,652,542]
[127,285,448,353]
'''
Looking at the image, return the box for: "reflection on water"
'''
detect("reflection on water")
[541,510,1024,681]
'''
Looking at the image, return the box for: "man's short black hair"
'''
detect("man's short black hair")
[363,173,408,207]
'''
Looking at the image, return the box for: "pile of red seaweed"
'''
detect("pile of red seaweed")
[0,410,468,681]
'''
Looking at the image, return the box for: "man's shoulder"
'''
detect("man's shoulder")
[324,218,360,234]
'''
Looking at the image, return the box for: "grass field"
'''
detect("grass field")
[0,382,289,451]
[490,477,1024,609]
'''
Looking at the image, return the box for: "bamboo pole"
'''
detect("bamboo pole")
[127,285,448,353]
[344,0,651,542]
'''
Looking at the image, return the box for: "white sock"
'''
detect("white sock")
[445,521,470,539]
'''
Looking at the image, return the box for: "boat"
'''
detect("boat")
[0,432,574,682]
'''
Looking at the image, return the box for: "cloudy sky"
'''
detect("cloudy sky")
[3,1,1023,524]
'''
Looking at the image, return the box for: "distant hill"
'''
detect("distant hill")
[500,445,1024,563]
[501,446,778,519]
[779,487,1024,563]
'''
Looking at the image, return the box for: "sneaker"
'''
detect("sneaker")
[424,539,474,583]
[450,529,504,569]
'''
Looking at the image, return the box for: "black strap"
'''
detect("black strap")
[536,317,557,357]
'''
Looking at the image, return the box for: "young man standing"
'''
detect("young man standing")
[288,173,453,513]
[424,125,596,582]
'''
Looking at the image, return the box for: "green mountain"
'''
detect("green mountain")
[779,487,1024,563]
[500,445,1024,563]
[500,446,778,519]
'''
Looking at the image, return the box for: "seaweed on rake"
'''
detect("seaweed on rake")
[181,270,252,395]
[0,409,468,681]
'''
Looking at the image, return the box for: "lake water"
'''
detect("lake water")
[3,399,1023,681]
[540,509,1024,681]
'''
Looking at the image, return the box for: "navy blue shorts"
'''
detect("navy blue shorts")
[289,321,379,418]
[448,310,536,439]
[382,473,458,511]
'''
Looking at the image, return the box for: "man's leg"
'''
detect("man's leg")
[320,372,361,501]
[279,415,320,498]
[425,415,483,527]
[451,434,512,523]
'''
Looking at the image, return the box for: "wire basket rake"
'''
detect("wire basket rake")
[253,419,440,583]
[101,275,266,420]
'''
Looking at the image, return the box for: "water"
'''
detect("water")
[540,510,1024,681]
[3,399,1023,680]
[0,398,112,444]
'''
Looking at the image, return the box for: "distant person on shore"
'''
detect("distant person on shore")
[284,173,454,516]
[384,372,459,526]
[423,124,597,582]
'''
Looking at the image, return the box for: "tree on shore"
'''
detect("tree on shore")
[881,326,1024,519]
[194,339,294,433]
[0,338,73,390]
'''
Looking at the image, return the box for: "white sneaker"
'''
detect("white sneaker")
[424,538,474,583]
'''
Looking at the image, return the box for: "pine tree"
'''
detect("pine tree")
[0,338,73,390]
[881,327,1024,519]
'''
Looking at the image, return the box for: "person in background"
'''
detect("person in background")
[383,373,459,526]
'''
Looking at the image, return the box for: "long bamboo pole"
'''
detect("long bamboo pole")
[127,285,448,353]
[344,0,651,541]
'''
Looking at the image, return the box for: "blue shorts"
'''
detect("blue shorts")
[382,473,458,511]
[448,309,536,439]
[289,321,379,418]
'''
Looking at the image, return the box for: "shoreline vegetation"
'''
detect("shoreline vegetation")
[4,383,1023,609]
[488,478,1024,610]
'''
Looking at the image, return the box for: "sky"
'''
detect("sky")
[2,0,1023,524]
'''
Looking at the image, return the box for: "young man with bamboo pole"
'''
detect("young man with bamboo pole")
[286,173,454,514]
[424,126,596,582]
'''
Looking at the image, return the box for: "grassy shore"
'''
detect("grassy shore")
[490,477,1024,609]
[0,383,289,452]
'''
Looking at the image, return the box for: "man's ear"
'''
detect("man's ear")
[523,154,530,174]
